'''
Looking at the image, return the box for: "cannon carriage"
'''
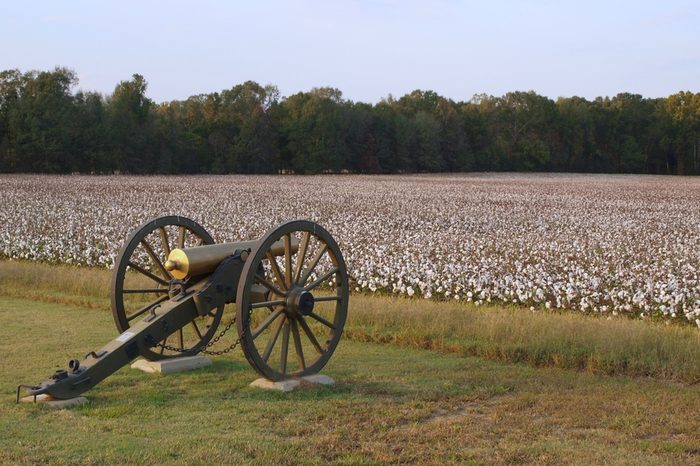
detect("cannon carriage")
[19,216,349,401]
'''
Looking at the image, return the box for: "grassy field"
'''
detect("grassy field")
[3,260,699,382]
[1,261,699,464]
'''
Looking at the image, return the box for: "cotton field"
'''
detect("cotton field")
[2,174,700,325]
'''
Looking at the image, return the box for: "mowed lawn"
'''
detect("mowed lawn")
[0,295,698,466]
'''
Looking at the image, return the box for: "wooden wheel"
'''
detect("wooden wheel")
[236,220,349,381]
[111,216,224,361]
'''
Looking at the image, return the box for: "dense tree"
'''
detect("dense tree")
[493,91,557,171]
[555,96,595,171]
[276,88,351,174]
[73,90,108,172]
[1,67,699,176]
[3,68,78,172]
[663,92,700,175]
[222,81,280,173]
[106,74,156,173]
[0,69,25,171]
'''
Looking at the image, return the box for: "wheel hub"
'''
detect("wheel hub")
[286,288,315,317]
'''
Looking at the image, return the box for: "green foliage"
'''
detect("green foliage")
[107,74,156,173]
[1,67,700,174]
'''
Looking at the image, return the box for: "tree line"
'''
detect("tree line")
[1,67,699,175]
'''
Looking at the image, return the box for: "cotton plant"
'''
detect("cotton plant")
[1,173,699,325]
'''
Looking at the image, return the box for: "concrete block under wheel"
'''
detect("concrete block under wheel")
[250,374,335,392]
[21,394,88,409]
[130,355,212,374]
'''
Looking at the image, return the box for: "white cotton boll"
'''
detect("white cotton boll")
[4,175,700,327]
[407,286,415,296]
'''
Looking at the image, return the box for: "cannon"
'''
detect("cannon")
[18,216,349,401]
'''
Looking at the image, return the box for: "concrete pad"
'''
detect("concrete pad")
[21,394,88,409]
[250,374,335,392]
[131,359,159,373]
[130,355,212,374]
[250,378,301,392]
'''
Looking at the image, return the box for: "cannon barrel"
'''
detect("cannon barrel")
[165,237,299,279]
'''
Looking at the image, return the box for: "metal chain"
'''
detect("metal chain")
[152,316,243,356]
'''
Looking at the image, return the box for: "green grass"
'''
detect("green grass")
[0,260,108,309]
[1,260,700,463]
[2,260,699,382]
[1,296,699,465]
[348,295,700,383]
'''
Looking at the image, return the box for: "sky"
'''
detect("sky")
[1,1,699,103]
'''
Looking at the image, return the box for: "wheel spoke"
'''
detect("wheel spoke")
[291,319,306,370]
[313,296,342,302]
[293,232,311,285]
[262,316,285,362]
[251,308,284,340]
[249,299,285,310]
[280,320,290,374]
[191,320,203,339]
[254,274,286,296]
[177,226,186,248]
[299,243,328,285]
[266,252,288,291]
[304,267,339,291]
[178,328,184,349]
[298,316,324,354]
[160,335,168,354]
[309,311,336,330]
[123,288,169,294]
[140,239,171,280]
[283,233,292,287]
[127,261,169,286]
[127,295,169,322]
[158,227,171,258]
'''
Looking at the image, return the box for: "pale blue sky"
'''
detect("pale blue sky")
[1,1,698,103]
